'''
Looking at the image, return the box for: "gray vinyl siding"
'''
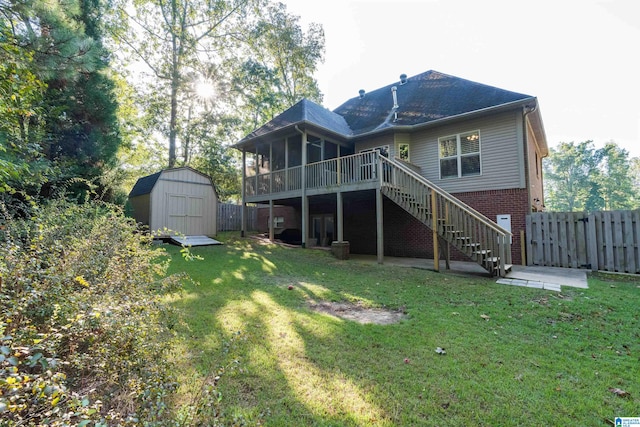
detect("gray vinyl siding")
[409,110,525,193]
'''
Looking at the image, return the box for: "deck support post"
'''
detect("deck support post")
[300,130,307,248]
[302,196,308,248]
[337,191,344,242]
[241,150,247,237]
[431,190,439,272]
[268,199,274,242]
[376,188,384,264]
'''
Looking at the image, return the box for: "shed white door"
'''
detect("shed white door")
[166,194,205,235]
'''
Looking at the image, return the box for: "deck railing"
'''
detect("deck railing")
[245,152,379,196]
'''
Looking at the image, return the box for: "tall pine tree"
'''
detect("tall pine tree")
[40,0,122,199]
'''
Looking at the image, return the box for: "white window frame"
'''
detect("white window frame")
[438,130,482,179]
[396,142,410,162]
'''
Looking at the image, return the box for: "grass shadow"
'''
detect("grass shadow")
[165,233,640,426]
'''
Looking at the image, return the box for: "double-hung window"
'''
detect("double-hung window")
[439,130,481,179]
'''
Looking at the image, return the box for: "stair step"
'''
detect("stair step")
[463,243,480,248]
[473,250,492,256]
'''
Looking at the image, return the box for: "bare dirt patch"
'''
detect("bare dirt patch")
[309,301,407,325]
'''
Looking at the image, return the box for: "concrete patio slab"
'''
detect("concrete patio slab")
[347,254,589,291]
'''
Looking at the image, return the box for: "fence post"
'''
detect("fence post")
[587,212,598,271]
[520,229,526,266]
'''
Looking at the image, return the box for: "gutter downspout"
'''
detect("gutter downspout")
[523,103,539,209]
[295,125,307,248]
[521,103,538,266]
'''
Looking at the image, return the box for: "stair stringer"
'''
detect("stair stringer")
[378,156,512,276]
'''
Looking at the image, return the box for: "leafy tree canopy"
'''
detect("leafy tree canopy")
[543,141,639,211]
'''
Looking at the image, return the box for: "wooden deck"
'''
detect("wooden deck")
[242,152,513,276]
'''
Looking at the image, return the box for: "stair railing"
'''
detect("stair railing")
[378,155,512,276]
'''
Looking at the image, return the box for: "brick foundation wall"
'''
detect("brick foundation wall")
[256,205,300,233]
[344,188,528,264]
[453,188,528,265]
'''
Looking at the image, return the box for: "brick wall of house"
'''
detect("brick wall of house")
[454,188,529,265]
[343,188,528,264]
[256,205,300,233]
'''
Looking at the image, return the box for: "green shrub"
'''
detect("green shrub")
[0,200,183,426]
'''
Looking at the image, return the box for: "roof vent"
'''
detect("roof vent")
[399,73,408,85]
[391,86,399,122]
[358,89,365,99]
[391,86,399,109]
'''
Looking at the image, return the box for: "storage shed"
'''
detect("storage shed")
[128,167,218,237]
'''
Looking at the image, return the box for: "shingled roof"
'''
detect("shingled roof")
[236,70,536,147]
[334,70,533,135]
[128,171,162,197]
[238,98,353,143]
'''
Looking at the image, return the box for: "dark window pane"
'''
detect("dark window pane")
[461,155,480,176]
[440,158,458,178]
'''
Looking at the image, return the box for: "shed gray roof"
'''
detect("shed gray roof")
[235,70,537,148]
[128,171,162,197]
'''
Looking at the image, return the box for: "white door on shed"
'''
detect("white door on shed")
[167,194,188,234]
[186,196,204,235]
[166,194,206,235]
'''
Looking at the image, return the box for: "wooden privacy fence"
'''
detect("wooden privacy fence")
[217,203,257,231]
[526,210,640,273]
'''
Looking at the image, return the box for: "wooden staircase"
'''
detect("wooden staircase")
[378,156,512,276]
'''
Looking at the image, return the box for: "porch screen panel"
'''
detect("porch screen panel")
[288,135,302,167]
[307,136,322,163]
[272,138,285,170]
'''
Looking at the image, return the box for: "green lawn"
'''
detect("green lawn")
[165,232,639,426]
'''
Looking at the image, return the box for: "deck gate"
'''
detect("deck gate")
[526,210,640,274]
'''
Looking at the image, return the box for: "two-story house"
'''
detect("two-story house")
[233,70,548,276]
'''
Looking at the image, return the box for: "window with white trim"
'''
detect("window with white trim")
[397,143,410,161]
[439,130,481,179]
[269,216,285,228]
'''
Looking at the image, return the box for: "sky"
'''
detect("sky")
[281,0,640,158]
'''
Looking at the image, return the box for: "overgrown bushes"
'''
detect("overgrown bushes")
[0,200,184,426]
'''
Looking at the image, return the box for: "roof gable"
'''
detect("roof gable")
[239,99,353,143]
[333,70,533,134]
